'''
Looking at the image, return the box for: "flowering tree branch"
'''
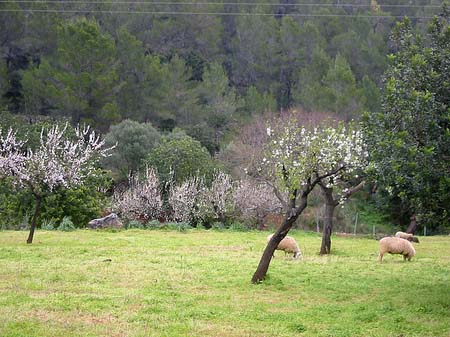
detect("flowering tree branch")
[113,166,163,222]
[252,118,368,283]
[0,123,112,243]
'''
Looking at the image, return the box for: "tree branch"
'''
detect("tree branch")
[343,180,365,199]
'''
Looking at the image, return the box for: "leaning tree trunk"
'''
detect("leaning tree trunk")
[27,195,42,244]
[320,187,338,255]
[406,214,417,234]
[251,194,308,284]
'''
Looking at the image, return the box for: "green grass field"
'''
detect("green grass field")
[0,229,449,337]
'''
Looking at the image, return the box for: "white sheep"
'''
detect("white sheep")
[395,231,420,243]
[267,233,302,259]
[378,237,416,262]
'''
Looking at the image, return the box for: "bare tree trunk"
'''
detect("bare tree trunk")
[320,186,338,255]
[319,181,364,255]
[251,194,307,284]
[320,201,336,255]
[406,214,417,234]
[26,195,42,244]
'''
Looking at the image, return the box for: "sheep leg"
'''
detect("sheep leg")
[377,252,383,262]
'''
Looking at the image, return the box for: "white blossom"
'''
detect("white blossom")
[168,176,204,223]
[257,119,368,196]
[233,179,283,225]
[0,124,112,191]
[195,171,235,222]
[0,128,26,177]
[113,167,163,221]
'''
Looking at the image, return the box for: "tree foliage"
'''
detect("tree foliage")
[0,123,111,243]
[112,167,163,222]
[103,119,161,181]
[363,10,450,232]
[21,18,119,130]
[144,133,217,188]
[251,115,367,282]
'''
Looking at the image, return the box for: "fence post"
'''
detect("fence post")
[424,226,427,236]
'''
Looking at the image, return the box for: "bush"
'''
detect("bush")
[112,167,163,222]
[0,178,34,229]
[103,119,161,181]
[0,170,111,230]
[57,216,76,231]
[144,134,218,188]
[145,219,161,229]
[126,220,145,229]
[41,219,57,231]
[39,170,113,228]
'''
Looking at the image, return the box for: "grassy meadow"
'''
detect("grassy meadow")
[0,229,449,337]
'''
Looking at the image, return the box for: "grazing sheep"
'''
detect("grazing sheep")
[378,237,416,262]
[267,234,302,259]
[395,231,420,243]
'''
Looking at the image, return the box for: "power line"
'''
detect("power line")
[0,0,443,9]
[0,8,438,19]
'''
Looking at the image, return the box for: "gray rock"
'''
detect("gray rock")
[88,213,123,229]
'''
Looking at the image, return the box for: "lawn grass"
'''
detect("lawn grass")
[0,229,449,337]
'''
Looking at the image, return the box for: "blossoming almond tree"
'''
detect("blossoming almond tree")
[197,171,234,225]
[168,176,204,223]
[233,179,283,228]
[112,166,163,222]
[251,119,367,283]
[0,128,26,178]
[168,171,235,226]
[0,124,111,243]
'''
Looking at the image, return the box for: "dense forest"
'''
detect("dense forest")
[0,0,448,235]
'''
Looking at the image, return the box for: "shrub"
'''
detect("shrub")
[39,171,112,228]
[144,134,218,188]
[126,220,145,229]
[168,176,204,224]
[41,219,56,231]
[145,219,160,229]
[195,171,235,226]
[103,119,161,181]
[112,167,163,222]
[57,216,76,231]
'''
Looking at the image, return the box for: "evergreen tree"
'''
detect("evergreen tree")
[197,62,242,152]
[231,12,281,96]
[364,11,450,233]
[21,18,119,131]
[103,120,161,181]
[322,54,365,118]
[292,47,332,111]
[243,86,277,116]
[0,58,8,105]
[279,18,325,107]
[116,28,150,122]
[158,55,202,127]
